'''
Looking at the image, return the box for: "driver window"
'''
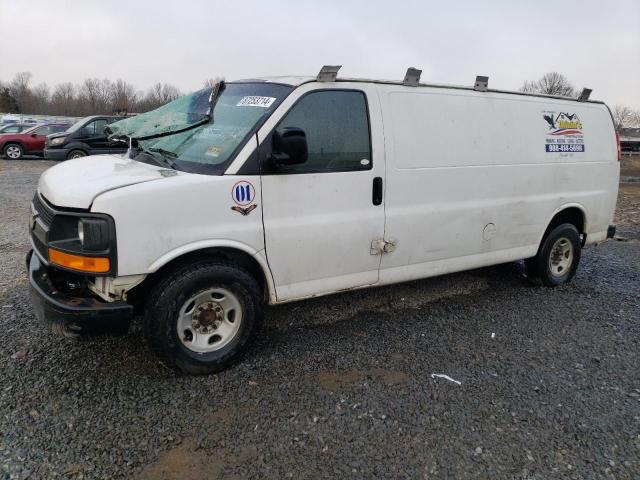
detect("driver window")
[81,121,96,136]
[33,126,51,136]
[276,90,371,173]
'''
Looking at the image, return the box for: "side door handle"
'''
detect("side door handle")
[372,177,383,206]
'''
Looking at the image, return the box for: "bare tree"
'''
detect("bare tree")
[142,82,181,110]
[110,79,138,114]
[521,72,575,97]
[50,83,77,116]
[0,73,183,116]
[31,83,51,114]
[78,78,114,115]
[9,72,34,113]
[611,105,635,132]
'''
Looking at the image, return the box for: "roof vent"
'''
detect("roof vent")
[577,88,592,102]
[474,76,489,91]
[317,65,341,82]
[403,67,422,87]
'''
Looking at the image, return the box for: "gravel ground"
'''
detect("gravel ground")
[0,159,639,480]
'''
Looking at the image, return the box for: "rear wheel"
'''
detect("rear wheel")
[525,223,581,286]
[3,144,23,159]
[67,149,87,160]
[143,261,263,375]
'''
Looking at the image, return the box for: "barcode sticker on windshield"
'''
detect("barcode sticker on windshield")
[236,96,276,108]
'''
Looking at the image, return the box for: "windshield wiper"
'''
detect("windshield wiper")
[147,148,178,170]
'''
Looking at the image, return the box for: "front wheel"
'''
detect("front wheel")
[143,261,263,375]
[525,223,581,287]
[67,149,87,160]
[3,144,23,159]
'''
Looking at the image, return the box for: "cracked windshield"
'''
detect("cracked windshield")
[107,82,292,174]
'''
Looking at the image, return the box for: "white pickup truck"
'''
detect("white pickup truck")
[28,66,619,374]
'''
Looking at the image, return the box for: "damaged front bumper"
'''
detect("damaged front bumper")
[27,250,133,335]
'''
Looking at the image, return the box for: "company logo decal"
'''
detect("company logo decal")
[543,111,585,153]
[230,181,258,216]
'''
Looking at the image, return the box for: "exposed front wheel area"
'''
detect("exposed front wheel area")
[67,150,87,160]
[548,237,574,278]
[143,261,263,375]
[525,223,582,287]
[177,287,243,353]
[3,144,23,159]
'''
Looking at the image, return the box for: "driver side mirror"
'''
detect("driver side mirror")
[270,127,308,166]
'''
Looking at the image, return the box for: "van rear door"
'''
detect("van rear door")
[259,84,385,301]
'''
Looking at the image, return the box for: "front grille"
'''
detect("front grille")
[32,193,54,227]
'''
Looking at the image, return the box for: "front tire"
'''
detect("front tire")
[3,144,23,159]
[143,262,263,375]
[525,223,581,287]
[67,149,87,160]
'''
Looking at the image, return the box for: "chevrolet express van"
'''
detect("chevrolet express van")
[27,67,619,374]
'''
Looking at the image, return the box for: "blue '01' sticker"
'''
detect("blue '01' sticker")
[232,181,255,206]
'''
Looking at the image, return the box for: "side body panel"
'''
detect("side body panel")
[90,140,268,283]
[377,84,619,285]
[258,82,386,301]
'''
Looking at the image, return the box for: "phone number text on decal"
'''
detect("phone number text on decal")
[545,144,585,152]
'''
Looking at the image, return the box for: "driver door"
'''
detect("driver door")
[259,84,386,302]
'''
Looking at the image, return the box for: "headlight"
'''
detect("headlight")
[50,136,66,146]
[77,218,110,251]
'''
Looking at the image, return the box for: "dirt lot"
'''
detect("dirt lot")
[0,160,639,479]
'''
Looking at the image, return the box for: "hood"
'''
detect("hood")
[47,131,67,140]
[39,154,176,209]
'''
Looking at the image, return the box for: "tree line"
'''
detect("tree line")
[0,72,188,117]
[1,71,638,131]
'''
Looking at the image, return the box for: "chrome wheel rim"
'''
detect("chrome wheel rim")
[70,152,85,159]
[6,146,21,159]
[548,237,573,278]
[177,287,243,353]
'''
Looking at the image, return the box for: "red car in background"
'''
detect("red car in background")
[0,124,70,159]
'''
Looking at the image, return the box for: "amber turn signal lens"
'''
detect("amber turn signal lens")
[48,248,110,273]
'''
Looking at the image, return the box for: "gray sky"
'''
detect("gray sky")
[1,0,639,109]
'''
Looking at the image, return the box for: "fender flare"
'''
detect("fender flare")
[537,202,588,246]
[147,239,277,303]
[1,140,25,151]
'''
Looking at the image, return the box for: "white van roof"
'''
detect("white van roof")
[233,71,604,106]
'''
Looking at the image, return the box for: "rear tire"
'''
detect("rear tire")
[3,143,23,159]
[143,261,263,375]
[67,149,87,160]
[525,223,581,287]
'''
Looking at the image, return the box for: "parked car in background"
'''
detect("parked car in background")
[44,116,128,160]
[0,123,38,135]
[0,124,70,159]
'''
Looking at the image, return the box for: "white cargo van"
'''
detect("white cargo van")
[28,66,620,374]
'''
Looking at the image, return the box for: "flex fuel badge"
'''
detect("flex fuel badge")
[231,181,257,216]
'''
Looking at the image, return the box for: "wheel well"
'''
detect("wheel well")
[3,141,23,150]
[127,247,269,309]
[67,148,87,157]
[544,207,586,243]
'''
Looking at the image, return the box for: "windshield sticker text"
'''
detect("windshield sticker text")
[205,146,223,157]
[543,111,585,155]
[236,96,276,108]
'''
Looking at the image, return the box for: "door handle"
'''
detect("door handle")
[372,177,383,206]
